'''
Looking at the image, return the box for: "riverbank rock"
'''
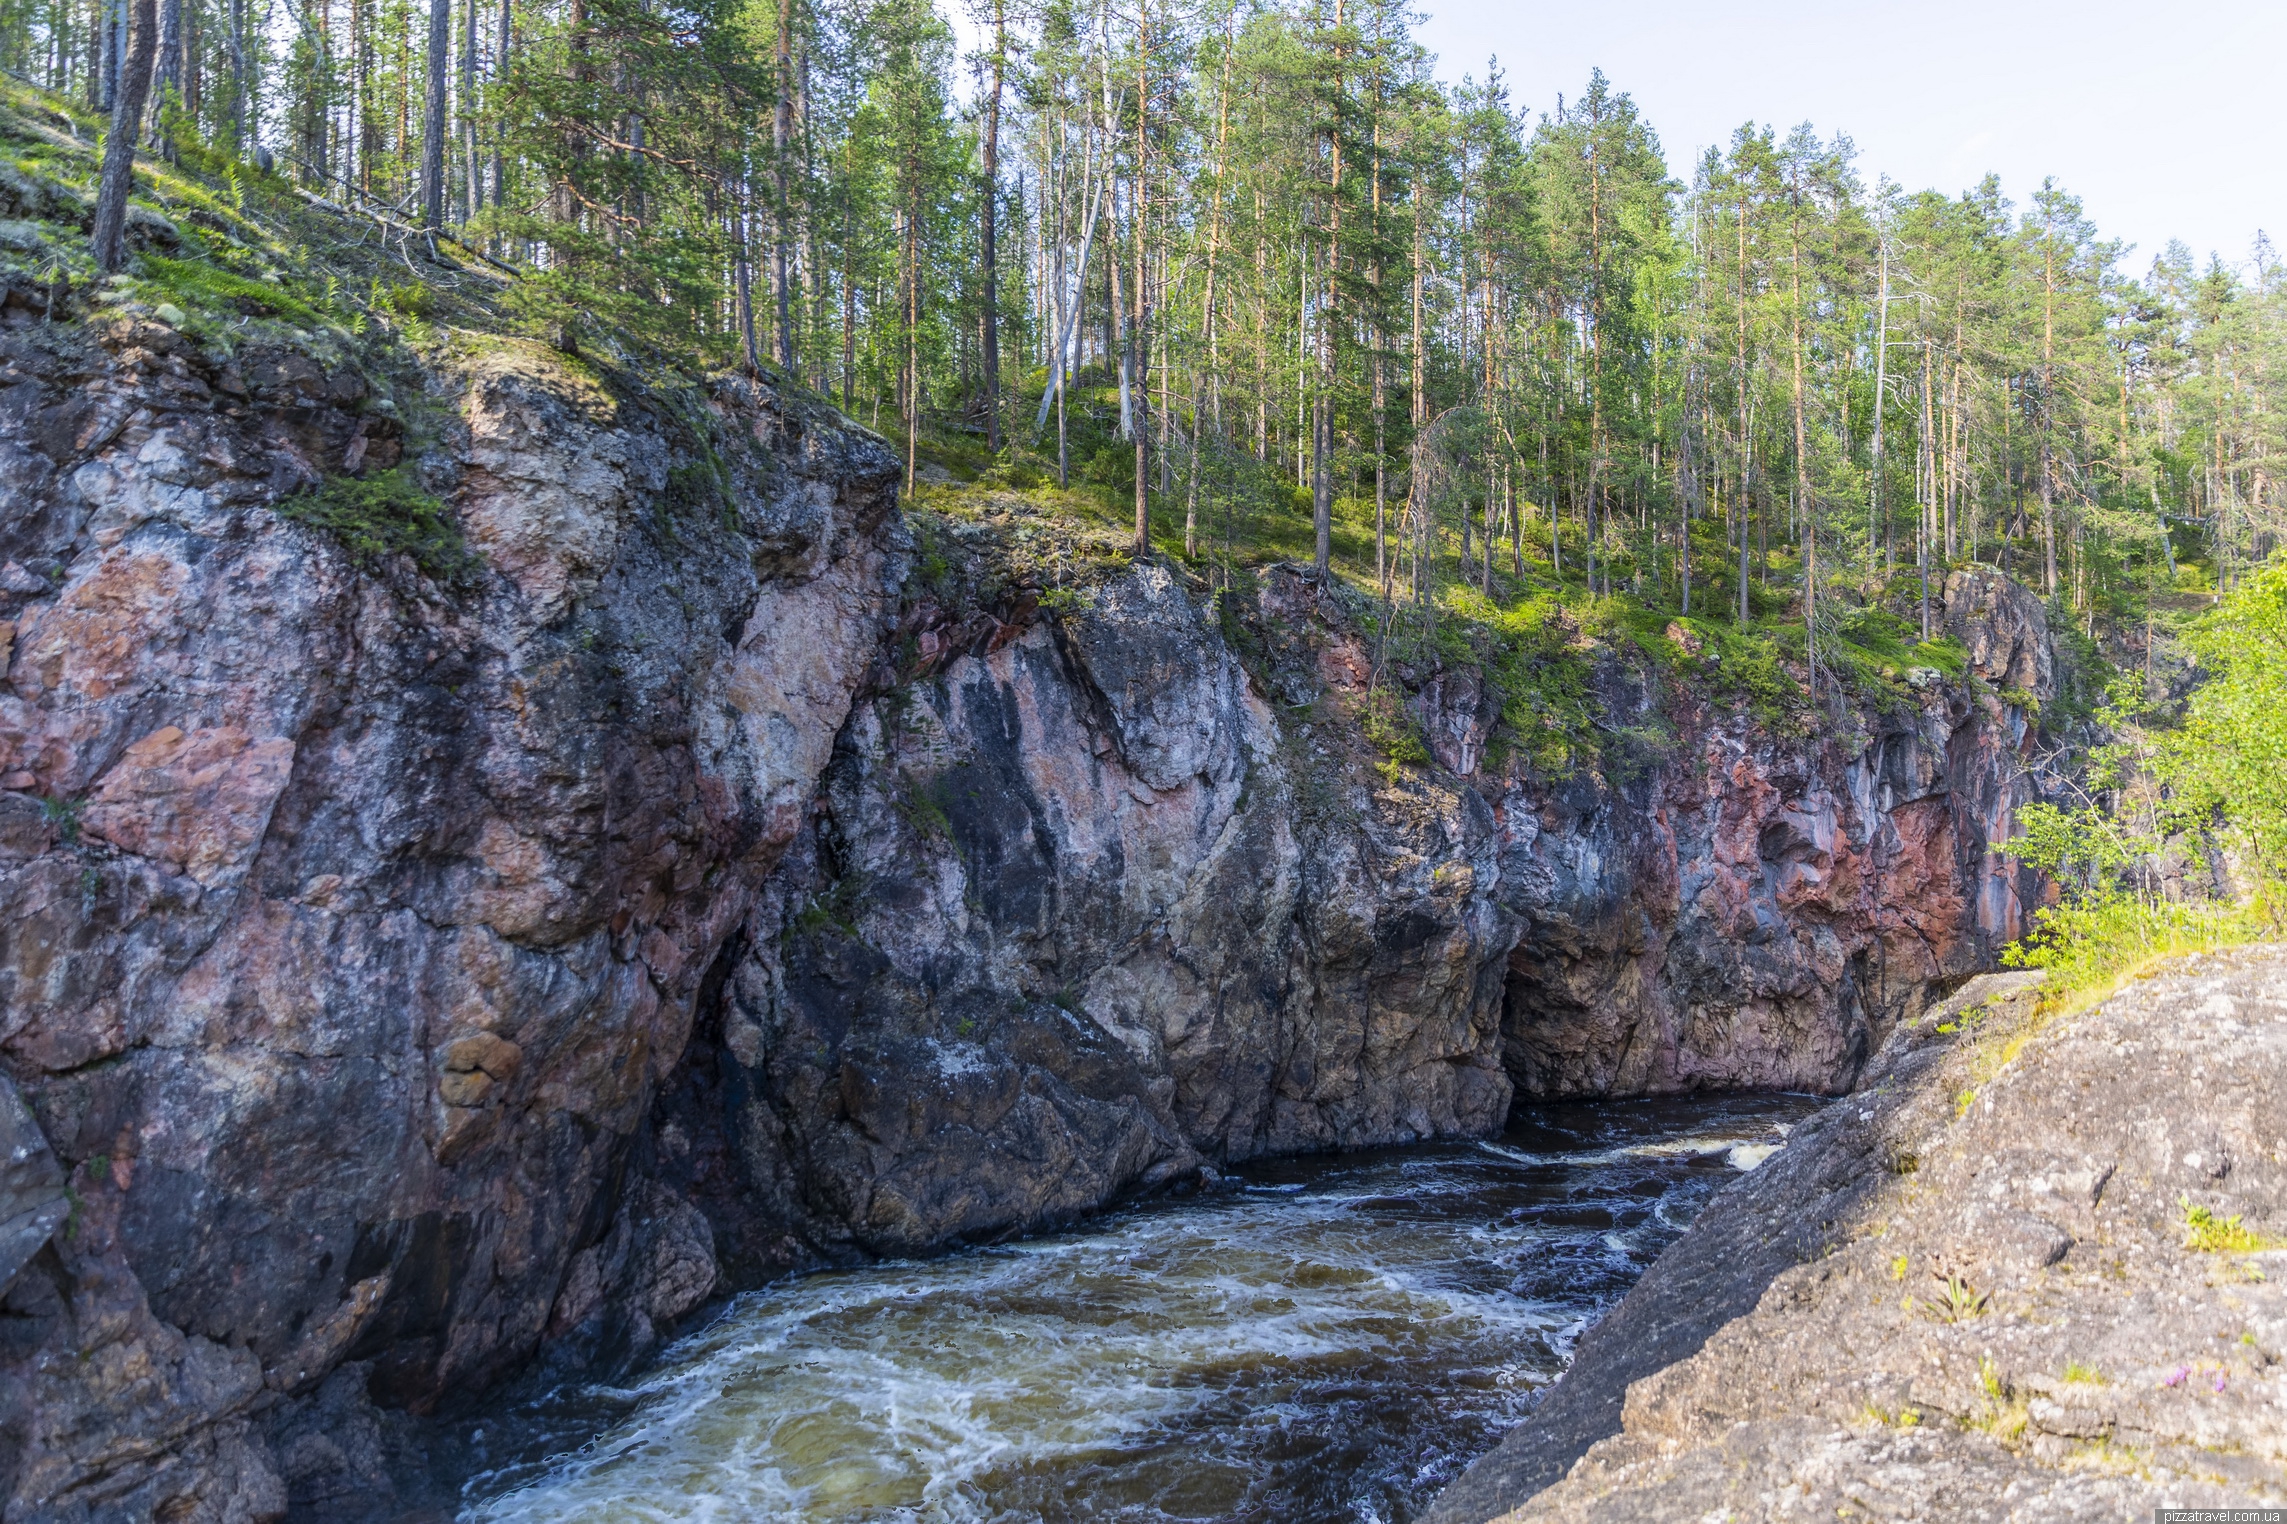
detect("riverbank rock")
[1428,946,2287,1522]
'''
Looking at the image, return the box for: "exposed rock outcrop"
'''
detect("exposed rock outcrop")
[0,318,903,1521]
[1492,577,2055,1098]
[661,558,1518,1277]
[1429,948,2287,1523]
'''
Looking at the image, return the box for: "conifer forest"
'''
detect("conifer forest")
[16,0,2284,689]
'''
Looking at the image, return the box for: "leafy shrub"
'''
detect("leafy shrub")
[2181,1197,2282,1253]
[135,253,326,329]
[1360,687,1430,780]
[1079,442,1135,492]
[1998,562,2287,1001]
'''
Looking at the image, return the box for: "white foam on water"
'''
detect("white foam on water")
[1726,1142,1781,1171]
[468,1098,1825,1524]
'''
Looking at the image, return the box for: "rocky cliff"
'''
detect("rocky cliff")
[1492,566,2053,1100]
[1428,949,2287,1522]
[0,313,2058,1521]
[0,317,904,1521]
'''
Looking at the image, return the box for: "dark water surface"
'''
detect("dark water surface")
[459,1094,1821,1524]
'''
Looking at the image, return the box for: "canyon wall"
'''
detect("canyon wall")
[0,324,2055,1521]
[1490,568,2054,1100]
[0,317,904,1521]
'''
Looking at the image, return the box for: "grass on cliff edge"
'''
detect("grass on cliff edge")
[0,75,772,586]
[0,77,524,354]
[910,412,1980,781]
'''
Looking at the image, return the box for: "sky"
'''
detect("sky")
[1410,0,2284,276]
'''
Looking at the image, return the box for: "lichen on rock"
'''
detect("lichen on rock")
[1428,949,2287,1522]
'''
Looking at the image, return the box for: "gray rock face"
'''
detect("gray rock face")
[1943,563,2056,698]
[659,560,1519,1276]
[1429,947,2287,1523]
[0,1070,66,1312]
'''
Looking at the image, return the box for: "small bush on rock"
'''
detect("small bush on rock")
[277,466,479,588]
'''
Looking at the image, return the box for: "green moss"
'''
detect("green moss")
[790,873,868,939]
[132,252,328,329]
[665,460,724,521]
[274,466,478,587]
[897,774,955,842]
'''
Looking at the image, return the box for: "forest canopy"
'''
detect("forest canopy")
[15,0,2284,659]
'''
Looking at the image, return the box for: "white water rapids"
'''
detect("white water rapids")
[457,1095,1819,1524]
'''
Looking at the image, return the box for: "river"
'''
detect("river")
[456,1093,1821,1524]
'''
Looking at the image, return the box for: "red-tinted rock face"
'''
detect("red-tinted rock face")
[0,322,903,1520]
[1493,575,2056,1098]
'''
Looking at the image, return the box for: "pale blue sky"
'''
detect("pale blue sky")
[1413,0,2284,276]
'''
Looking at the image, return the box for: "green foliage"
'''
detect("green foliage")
[2001,895,2267,996]
[1829,606,1971,700]
[2181,1197,2283,1254]
[1678,615,1811,730]
[1997,566,2287,1001]
[790,873,868,939]
[1079,442,1135,494]
[275,466,480,588]
[2158,564,2287,879]
[1359,686,1431,783]
[130,253,328,330]
[1918,1270,1990,1323]
[39,793,82,844]
[1402,589,1599,778]
[895,774,954,842]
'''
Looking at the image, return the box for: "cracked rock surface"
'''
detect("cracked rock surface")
[1429,948,2287,1523]
[0,316,904,1522]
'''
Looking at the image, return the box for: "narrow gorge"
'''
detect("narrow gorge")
[0,315,2068,1522]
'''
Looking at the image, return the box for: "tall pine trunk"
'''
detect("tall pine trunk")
[461,0,478,221]
[1310,0,1341,582]
[91,0,155,271]
[1788,191,1813,699]
[152,0,178,151]
[1129,7,1149,554]
[491,0,510,210]
[421,0,448,228]
[771,0,794,369]
[979,0,1004,449]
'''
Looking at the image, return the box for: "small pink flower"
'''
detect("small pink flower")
[2164,1366,2190,1388]
[2214,1372,2228,1392]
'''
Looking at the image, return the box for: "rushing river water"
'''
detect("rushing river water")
[459,1094,1821,1524]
